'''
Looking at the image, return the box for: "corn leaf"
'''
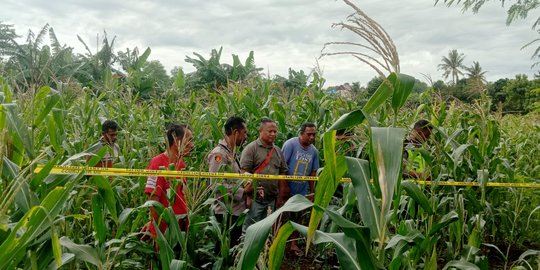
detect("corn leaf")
[153,220,174,270]
[59,237,102,268]
[162,207,186,248]
[0,172,81,267]
[369,127,406,241]
[429,211,459,236]
[46,253,75,270]
[327,109,366,131]
[442,260,480,270]
[391,73,415,113]
[319,206,380,269]
[401,180,434,214]
[363,73,396,114]
[51,224,62,268]
[5,103,33,163]
[92,194,106,243]
[268,222,295,270]
[238,195,313,270]
[170,259,186,270]
[307,130,347,250]
[92,175,118,222]
[346,157,380,239]
[30,154,61,189]
[328,73,410,131]
[33,86,57,127]
[292,223,361,270]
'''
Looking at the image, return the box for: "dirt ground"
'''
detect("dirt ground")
[279,245,339,270]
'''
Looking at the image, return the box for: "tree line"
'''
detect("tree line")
[1,22,538,114]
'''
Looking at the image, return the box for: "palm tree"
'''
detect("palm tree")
[466,61,487,84]
[466,61,488,94]
[438,49,466,84]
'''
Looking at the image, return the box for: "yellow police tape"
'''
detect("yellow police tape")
[34,165,540,188]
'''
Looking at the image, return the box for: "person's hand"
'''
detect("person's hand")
[256,186,265,200]
[244,182,253,193]
[245,196,253,209]
[140,222,152,241]
[306,193,315,202]
[276,198,284,208]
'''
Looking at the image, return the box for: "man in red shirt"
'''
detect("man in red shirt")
[144,123,194,236]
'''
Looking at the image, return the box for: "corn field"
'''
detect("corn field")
[0,67,539,270]
[1,1,540,269]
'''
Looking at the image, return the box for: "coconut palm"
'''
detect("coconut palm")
[466,61,487,84]
[465,61,488,95]
[438,49,466,84]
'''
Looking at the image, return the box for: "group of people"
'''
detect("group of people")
[91,116,432,258]
[91,117,321,255]
[206,117,319,252]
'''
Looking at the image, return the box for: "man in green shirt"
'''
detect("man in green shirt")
[240,118,288,230]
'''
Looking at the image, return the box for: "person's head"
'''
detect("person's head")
[166,123,194,156]
[412,119,433,142]
[336,129,353,141]
[258,118,278,145]
[101,120,118,144]
[299,123,317,147]
[224,116,248,146]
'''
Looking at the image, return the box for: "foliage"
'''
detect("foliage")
[0,6,539,270]
[502,74,540,113]
[184,47,261,92]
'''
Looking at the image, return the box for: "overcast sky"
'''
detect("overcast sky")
[1,0,538,86]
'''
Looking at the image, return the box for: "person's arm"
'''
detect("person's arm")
[277,178,289,208]
[86,142,103,166]
[208,152,223,187]
[239,144,255,173]
[144,159,167,232]
[239,145,255,202]
[209,152,246,202]
[308,171,316,194]
[278,141,292,206]
[282,140,292,164]
[276,150,290,208]
[147,193,167,232]
[310,150,320,194]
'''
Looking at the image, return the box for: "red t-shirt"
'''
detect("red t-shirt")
[144,153,188,234]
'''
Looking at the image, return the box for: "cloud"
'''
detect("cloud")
[1,0,536,86]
